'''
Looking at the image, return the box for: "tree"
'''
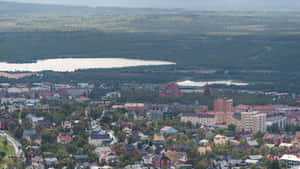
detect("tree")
[99,159,106,166]
[15,127,23,139]
[0,152,6,161]
[22,119,32,129]
[267,124,280,134]
[66,159,75,169]
[259,145,269,156]
[166,138,174,148]
[88,151,98,162]
[40,129,57,143]
[270,160,281,169]
[228,124,236,132]
[250,165,261,169]
[196,160,208,169]
[3,138,8,147]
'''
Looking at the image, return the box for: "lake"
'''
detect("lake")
[0,58,176,72]
[177,80,249,87]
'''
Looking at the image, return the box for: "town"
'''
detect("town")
[0,81,299,169]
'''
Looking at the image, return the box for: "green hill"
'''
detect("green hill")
[1,1,300,92]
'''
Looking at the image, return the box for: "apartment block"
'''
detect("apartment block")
[241,111,266,134]
[214,98,233,113]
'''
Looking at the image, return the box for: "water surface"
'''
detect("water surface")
[0,58,175,72]
[177,80,248,87]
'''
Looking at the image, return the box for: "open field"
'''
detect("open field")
[0,72,36,79]
[0,137,15,168]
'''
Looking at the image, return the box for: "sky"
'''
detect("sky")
[2,0,300,11]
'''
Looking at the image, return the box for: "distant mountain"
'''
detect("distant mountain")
[0,1,177,15]
[0,1,84,15]
[1,0,300,11]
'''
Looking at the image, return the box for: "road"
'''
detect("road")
[108,130,117,145]
[0,132,24,160]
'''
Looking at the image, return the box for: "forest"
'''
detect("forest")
[1,1,300,93]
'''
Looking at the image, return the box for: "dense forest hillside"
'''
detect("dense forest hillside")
[1,1,300,93]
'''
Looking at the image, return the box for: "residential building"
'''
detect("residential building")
[62,121,73,129]
[152,154,171,169]
[37,120,52,128]
[57,135,72,144]
[160,126,178,134]
[214,135,228,145]
[198,146,212,155]
[214,111,233,125]
[227,112,242,131]
[214,98,233,113]
[292,132,300,148]
[73,154,88,163]
[143,155,154,165]
[124,164,146,169]
[31,156,43,167]
[150,110,174,121]
[234,104,275,115]
[266,114,286,129]
[95,147,117,163]
[180,113,216,126]
[165,151,187,166]
[175,104,208,113]
[287,113,300,126]
[241,111,266,133]
[44,157,58,168]
[244,140,259,149]
[23,129,37,141]
[88,131,112,146]
[253,113,267,133]
[281,154,300,168]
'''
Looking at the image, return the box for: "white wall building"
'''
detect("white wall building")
[281,154,300,168]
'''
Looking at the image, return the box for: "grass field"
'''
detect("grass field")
[0,137,15,168]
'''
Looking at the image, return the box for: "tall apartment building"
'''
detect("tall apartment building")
[214,98,233,113]
[253,113,267,133]
[241,111,266,134]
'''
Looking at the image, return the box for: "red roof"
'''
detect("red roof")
[59,135,71,140]
[267,155,280,160]
[252,105,275,111]
[98,104,106,108]
[234,104,275,111]
[76,96,88,101]
[234,104,250,110]
[204,111,233,115]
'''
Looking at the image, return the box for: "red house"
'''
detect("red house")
[57,135,72,144]
[152,154,171,169]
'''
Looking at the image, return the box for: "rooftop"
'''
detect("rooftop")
[281,154,300,162]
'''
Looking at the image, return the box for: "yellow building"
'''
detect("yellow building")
[198,146,212,155]
[153,133,164,141]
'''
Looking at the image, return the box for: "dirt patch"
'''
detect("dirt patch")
[0,72,36,79]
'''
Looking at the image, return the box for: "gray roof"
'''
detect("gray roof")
[45,157,58,165]
[22,129,37,138]
[181,113,216,118]
[249,155,263,160]
[95,146,112,155]
[31,156,41,162]
[247,140,259,146]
